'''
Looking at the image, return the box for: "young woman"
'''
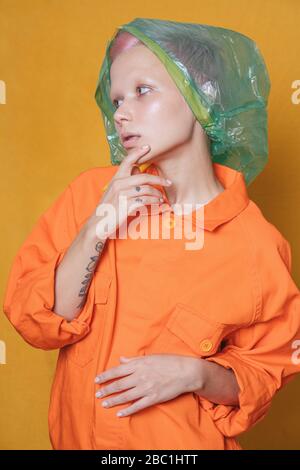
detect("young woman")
[3,18,300,450]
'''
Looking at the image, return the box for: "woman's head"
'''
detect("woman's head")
[109,31,210,164]
[95,19,270,185]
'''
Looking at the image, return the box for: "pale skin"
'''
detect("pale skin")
[109,43,225,210]
[93,44,240,417]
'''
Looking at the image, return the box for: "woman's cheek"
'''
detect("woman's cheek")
[145,99,164,118]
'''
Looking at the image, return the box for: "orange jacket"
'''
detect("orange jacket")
[3,162,300,450]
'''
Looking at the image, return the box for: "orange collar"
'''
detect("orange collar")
[141,162,250,231]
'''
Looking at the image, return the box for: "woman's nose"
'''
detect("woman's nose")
[114,96,137,121]
[114,108,133,129]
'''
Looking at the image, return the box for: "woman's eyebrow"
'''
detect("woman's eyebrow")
[109,87,125,100]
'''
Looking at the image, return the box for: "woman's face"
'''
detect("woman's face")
[109,44,198,160]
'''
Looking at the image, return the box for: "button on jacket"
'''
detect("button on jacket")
[3,162,300,450]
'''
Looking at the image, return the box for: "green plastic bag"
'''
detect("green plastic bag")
[94,18,271,185]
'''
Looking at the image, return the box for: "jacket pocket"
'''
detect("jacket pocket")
[145,302,239,358]
[64,270,112,367]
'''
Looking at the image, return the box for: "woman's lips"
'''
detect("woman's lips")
[122,135,141,148]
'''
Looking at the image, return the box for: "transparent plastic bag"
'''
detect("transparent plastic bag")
[95,17,271,185]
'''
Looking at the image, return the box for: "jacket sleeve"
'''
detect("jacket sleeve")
[197,237,300,438]
[2,181,97,350]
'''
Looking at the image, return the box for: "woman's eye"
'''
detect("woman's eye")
[113,86,150,109]
[137,85,150,95]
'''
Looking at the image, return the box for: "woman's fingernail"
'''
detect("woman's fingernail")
[166,179,172,185]
[141,144,150,149]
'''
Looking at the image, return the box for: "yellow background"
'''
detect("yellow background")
[1,0,300,450]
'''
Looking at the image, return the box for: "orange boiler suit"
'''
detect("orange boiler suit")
[3,162,300,450]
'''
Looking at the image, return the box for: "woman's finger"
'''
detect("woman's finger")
[116,395,154,417]
[120,185,165,200]
[116,145,152,178]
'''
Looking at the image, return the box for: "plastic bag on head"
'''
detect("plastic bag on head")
[95,17,271,185]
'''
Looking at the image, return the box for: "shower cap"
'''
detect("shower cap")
[94,18,271,185]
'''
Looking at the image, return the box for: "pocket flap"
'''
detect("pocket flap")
[165,303,236,357]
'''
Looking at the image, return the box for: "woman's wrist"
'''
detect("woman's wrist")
[191,357,240,406]
[83,214,110,245]
[182,357,207,394]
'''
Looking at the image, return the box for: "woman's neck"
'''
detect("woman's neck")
[154,150,225,210]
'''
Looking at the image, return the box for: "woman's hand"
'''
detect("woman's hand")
[94,354,204,417]
[88,145,172,239]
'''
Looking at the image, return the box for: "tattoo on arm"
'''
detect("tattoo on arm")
[76,241,105,309]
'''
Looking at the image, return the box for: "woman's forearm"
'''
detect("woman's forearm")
[192,357,240,406]
[53,215,108,322]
